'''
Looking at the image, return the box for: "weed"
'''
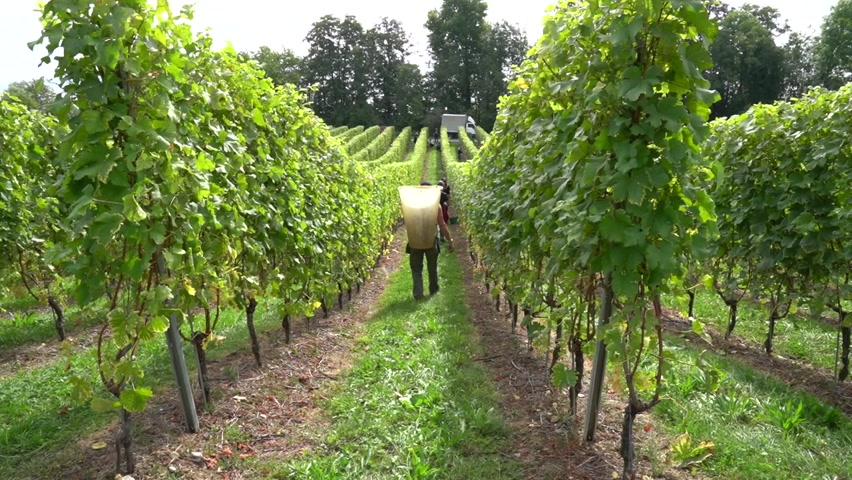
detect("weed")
[763,400,807,438]
[223,422,252,444]
[712,390,759,423]
[670,432,715,469]
[655,338,852,479]
[223,364,240,383]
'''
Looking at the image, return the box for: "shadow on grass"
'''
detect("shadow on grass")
[366,296,423,323]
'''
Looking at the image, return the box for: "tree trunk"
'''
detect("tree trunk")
[282,314,291,345]
[764,313,777,355]
[47,296,65,342]
[348,287,352,301]
[337,283,344,309]
[725,301,738,339]
[839,311,849,381]
[550,314,563,373]
[321,298,329,318]
[246,297,261,367]
[192,332,210,406]
[619,404,637,480]
[510,301,518,333]
[115,407,134,474]
[569,336,584,416]
[687,290,696,318]
[494,290,500,311]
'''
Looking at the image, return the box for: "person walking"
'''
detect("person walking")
[438,180,450,242]
[407,182,453,300]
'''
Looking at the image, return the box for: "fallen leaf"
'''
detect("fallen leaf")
[220,446,233,457]
[91,441,108,450]
[239,453,255,460]
[644,424,652,432]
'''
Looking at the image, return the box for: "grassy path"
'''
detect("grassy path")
[274,232,521,479]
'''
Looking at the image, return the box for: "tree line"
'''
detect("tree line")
[5,0,852,128]
[706,0,852,118]
[240,1,528,131]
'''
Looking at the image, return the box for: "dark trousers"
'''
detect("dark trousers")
[410,247,439,299]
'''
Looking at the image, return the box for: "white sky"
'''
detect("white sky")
[0,0,840,90]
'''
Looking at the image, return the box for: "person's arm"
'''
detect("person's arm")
[437,210,453,252]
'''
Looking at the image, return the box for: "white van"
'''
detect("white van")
[441,114,476,143]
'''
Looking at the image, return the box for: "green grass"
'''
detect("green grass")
[670,290,838,371]
[0,294,41,312]
[429,148,442,183]
[0,302,103,348]
[267,251,522,479]
[653,337,852,479]
[0,299,291,478]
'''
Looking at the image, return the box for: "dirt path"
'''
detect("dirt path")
[451,226,668,480]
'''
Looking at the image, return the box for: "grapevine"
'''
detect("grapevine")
[449,1,719,477]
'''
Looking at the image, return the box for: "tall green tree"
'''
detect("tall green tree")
[739,3,789,35]
[815,0,852,89]
[393,63,426,129]
[705,0,731,22]
[473,21,528,130]
[782,33,818,100]
[705,6,785,118]
[302,15,425,128]
[240,46,301,86]
[425,0,529,130]
[364,18,410,126]
[302,15,375,126]
[1,77,56,113]
[425,0,489,115]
